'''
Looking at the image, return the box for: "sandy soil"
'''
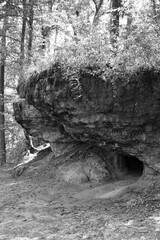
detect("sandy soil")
[0,160,160,240]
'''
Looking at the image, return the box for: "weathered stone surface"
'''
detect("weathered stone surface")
[57,162,89,184]
[13,64,160,178]
[82,153,109,182]
[57,152,109,184]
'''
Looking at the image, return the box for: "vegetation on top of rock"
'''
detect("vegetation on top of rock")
[17,59,160,102]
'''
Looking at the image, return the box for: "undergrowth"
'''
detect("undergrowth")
[20,14,160,89]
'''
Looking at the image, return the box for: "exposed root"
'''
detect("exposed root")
[9,143,94,177]
[10,145,52,177]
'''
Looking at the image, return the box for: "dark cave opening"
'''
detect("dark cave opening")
[118,154,144,177]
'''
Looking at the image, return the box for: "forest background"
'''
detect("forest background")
[0,0,159,165]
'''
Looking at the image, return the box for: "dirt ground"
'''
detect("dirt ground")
[0,158,160,240]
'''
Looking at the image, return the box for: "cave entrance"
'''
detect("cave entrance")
[118,154,144,177]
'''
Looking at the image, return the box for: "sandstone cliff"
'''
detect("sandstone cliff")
[13,63,160,179]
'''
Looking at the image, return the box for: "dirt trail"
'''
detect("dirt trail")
[0,163,160,240]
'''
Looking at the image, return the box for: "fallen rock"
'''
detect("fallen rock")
[57,162,88,184]
[57,152,110,184]
[82,152,109,182]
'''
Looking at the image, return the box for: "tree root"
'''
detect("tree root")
[9,143,94,177]
[10,145,52,177]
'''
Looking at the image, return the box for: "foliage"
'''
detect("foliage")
[25,0,160,78]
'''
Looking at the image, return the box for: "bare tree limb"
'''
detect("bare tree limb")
[92,0,104,25]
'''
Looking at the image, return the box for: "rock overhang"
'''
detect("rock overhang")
[13,63,160,176]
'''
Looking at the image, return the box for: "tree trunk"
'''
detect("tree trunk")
[125,0,133,37]
[151,0,160,22]
[19,0,27,84]
[0,0,10,165]
[54,26,58,54]
[48,0,55,11]
[151,0,157,20]
[126,12,132,35]
[92,0,104,26]
[110,0,121,46]
[0,64,6,165]
[41,26,50,50]
[28,0,34,61]
[41,1,56,50]
[20,0,27,65]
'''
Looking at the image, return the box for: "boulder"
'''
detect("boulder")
[13,63,160,178]
[57,152,109,184]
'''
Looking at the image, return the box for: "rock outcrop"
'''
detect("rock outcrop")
[13,63,160,179]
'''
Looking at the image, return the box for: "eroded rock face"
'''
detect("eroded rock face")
[57,152,109,184]
[13,64,160,178]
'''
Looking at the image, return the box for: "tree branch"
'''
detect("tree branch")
[92,0,104,24]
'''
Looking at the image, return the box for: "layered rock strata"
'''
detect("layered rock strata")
[13,64,160,178]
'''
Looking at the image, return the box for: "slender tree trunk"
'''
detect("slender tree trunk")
[0,0,9,165]
[151,0,160,22]
[20,0,27,65]
[151,0,157,20]
[54,26,58,54]
[126,12,132,35]
[125,0,133,36]
[41,1,56,50]
[28,0,34,61]
[0,64,6,165]
[19,0,27,84]
[110,0,121,46]
[41,26,50,50]
[48,0,55,11]
[92,0,104,26]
